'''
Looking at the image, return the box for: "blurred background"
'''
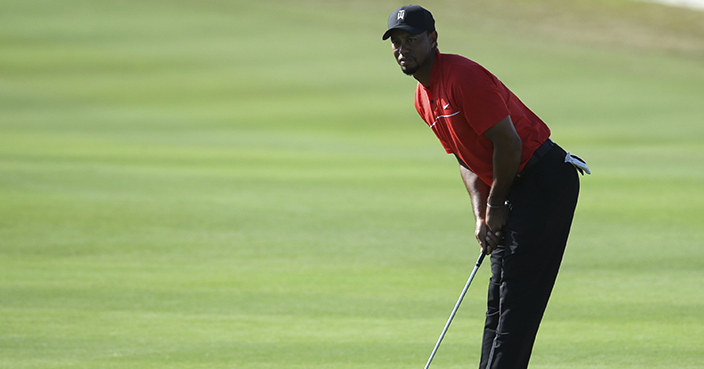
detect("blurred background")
[1,0,703,368]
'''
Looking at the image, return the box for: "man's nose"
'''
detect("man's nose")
[397,42,409,55]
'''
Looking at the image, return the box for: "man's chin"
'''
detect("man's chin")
[401,65,419,76]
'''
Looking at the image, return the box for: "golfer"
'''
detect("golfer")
[382,5,589,369]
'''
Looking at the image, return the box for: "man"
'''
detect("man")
[382,5,589,369]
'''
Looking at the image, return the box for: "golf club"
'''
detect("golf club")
[423,252,486,369]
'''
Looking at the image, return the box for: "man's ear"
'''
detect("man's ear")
[429,30,438,49]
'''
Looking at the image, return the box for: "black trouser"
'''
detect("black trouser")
[479,143,580,369]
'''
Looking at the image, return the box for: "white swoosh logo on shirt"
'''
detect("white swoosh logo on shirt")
[429,111,461,128]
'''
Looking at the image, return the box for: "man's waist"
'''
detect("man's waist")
[517,138,554,178]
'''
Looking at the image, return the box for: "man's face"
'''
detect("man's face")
[389,29,437,76]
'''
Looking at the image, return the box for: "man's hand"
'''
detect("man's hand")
[483,203,509,254]
[461,161,509,255]
[476,217,501,255]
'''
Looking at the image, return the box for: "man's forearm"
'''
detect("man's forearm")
[459,165,490,221]
[483,116,523,207]
[487,139,522,206]
[459,163,499,254]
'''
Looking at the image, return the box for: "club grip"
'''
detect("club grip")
[476,252,486,267]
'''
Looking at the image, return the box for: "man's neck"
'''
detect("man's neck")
[413,49,437,87]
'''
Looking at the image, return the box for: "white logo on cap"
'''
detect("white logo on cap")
[398,10,405,20]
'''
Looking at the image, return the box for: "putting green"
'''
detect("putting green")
[1,0,703,368]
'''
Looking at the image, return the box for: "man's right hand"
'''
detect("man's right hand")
[476,219,501,255]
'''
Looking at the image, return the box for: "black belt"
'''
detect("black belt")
[517,138,554,178]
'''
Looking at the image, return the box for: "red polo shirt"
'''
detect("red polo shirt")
[415,50,550,186]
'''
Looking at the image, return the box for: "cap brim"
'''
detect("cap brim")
[382,25,426,40]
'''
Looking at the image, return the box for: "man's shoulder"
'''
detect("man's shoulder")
[438,52,492,82]
[439,52,482,71]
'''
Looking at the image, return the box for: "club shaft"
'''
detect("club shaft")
[423,252,486,369]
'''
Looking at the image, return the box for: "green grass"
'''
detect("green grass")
[1,0,703,368]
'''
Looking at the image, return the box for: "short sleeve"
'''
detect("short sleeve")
[450,65,510,135]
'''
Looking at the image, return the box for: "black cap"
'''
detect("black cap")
[382,5,435,40]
